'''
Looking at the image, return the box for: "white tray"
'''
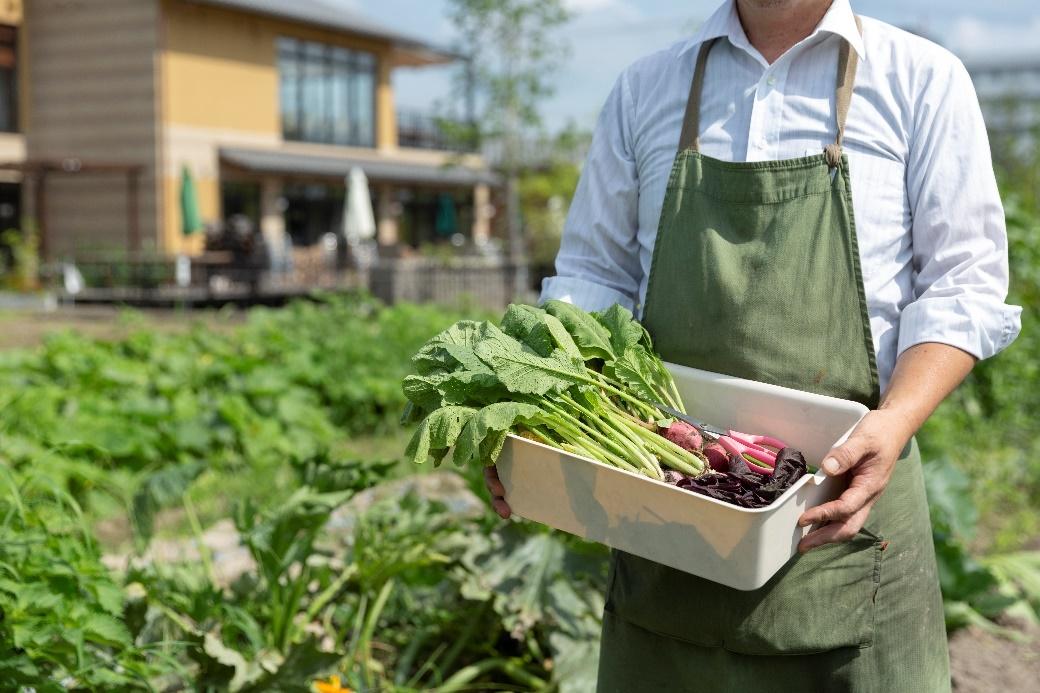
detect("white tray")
[496,363,868,590]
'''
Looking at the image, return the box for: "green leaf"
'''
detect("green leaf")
[923,459,978,541]
[412,320,488,374]
[242,637,341,693]
[131,460,206,548]
[82,612,132,648]
[543,299,616,361]
[501,304,555,357]
[403,373,451,411]
[406,406,479,466]
[593,303,643,356]
[403,369,505,410]
[202,631,263,692]
[605,347,661,404]
[452,402,543,467]
[474,330,588,396]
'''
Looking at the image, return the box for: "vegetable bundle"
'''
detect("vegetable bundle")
[403,300,705,479]
[402,301,806,508]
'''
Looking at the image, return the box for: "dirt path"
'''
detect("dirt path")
[0,306,243,350]
[950,621,1040,692]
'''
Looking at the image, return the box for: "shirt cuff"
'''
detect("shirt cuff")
[539,275,637,313]
[897,295,1023,361]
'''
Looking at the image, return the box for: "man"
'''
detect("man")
[484,0,1022,690]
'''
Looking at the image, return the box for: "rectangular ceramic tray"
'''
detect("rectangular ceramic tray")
[496,363,868,590]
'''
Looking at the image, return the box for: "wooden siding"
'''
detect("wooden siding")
[24,0,161,257]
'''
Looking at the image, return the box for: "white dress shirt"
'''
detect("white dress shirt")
[540,0,1022,391]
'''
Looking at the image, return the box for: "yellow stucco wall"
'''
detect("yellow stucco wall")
[157,0,400,251]
[0,0,21,26]
[161,0,394,134]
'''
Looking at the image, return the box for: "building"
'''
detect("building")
[966,57,1040,138]
[0,0,497,267]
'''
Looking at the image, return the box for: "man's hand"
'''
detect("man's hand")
[797,342,976,553]
[796,409,911,552]
[484,465,512,519]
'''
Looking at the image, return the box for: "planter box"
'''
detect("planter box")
[496,364,868,590]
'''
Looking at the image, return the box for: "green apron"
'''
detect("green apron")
[597,27,951,693]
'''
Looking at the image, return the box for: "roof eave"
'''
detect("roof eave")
[183,0,460,67]
[392,42,464,68]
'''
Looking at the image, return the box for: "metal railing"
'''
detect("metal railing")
[396,109,476,153]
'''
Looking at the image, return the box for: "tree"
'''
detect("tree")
[445,0,571,291]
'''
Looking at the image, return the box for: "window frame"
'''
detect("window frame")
[0,25,18,134]
[277,37,377,148]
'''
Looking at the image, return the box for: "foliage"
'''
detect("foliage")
[0,470,156,690]
[519,131,585,266]
[918,194,1040,552]
[444,0,573,268]
[924,458,1040,634]
[445,0,571,158]
[0,297,607,690]
[0,295,469,525]
[0,227,40,292]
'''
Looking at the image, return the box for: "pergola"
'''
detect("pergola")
[0,158,145,260]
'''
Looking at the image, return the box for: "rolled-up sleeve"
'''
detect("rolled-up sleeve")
[899,56,1023,360]
[540,71,642,313]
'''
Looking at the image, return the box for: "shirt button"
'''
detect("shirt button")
[766,75,777,86]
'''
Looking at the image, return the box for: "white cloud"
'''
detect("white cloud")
[946,15,1040,60]
[564,0,641,20]
[564,0,619,12]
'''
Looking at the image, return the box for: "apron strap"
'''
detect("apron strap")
[677,37,719,153]
[679,15,863,164]
[824,15,863,168]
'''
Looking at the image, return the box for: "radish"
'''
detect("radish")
[703,442,729,472]
[661,419,702,452]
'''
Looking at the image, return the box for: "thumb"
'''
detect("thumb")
[820,435,868,476]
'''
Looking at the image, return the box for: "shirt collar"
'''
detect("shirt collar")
[680,0,865,62]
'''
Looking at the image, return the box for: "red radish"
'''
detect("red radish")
[662,420,702,452]
[703,443,729,472]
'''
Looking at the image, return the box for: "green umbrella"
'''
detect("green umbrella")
[435,193,458,237]
[180,165,202,236]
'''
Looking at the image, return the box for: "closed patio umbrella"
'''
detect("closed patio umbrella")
[180,165,202,236]
[343,166,377,268]
[343,166,376,244]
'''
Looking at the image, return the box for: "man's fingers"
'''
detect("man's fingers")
[798,504,873,552]
[799,484,873,527]
[483,465,505,497]
[820,433,870,476]
[491,497,512,520]
[798,520,857,552]
[484,466,511,518]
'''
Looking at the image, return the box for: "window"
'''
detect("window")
[278,37,376,147]
[0,26,17,133]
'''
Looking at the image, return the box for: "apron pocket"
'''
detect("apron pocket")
[605,533,882,656]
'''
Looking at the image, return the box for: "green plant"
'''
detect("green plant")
[0,227,39,292]
[923,457,1040,635]
[403,301,707,479]
[0,468,157,690]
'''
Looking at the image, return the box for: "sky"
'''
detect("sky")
[336,0,1040,131]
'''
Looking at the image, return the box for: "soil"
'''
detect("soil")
[0,305,242,349]
[949,620,1040,692]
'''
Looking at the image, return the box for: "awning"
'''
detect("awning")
[220,147,501,187]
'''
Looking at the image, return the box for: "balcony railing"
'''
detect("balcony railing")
[397,109,476,153]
